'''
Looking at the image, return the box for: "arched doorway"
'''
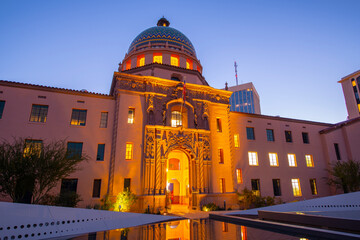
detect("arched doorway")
[166,150,190,210]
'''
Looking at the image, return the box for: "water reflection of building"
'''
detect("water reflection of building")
[1,17,360,211]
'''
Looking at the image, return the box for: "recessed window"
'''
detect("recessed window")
[171,111,182,127]
[29,104,48,123]
[291,179,302,197]
[137,55,145,67]
[0,100,5,119]
[70,109,87,126]
[96,144,105,161]
[168,158,180,170]
[186,59,193,69]
[124,178,131,191]
[234,134,239,148]
[67,142,83,159]
[24,139,43,156]
[60,179,78,195]
[334,143,341,160]
[128,108,135,124]
[272,179,281,196]
[219,178,225,193]
[266,129,275,141]
[222,222,228,232]
[197,65,201,73]
[236,169,243,184]
[246,127,255,140]
[269,153,278,166]
[170,54,179,66]
[285,131,292,142]
[153,53,162,64]
[302,132,309,144]
[99,112,108,128]
[305,154,314,167]
[248,152,258,166]
[125,60,131,70]
[216,118,222,132]
[125,143,133,160]
[288,154,297,167]
[218,148,224,164]
[309,178,318,195]
[251,179,260,196]
[92,179,101,198]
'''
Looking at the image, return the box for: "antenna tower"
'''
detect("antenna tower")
[234,61,239,86]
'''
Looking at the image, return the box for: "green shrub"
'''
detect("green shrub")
[54,192,82,208]
[202,202,219,212]
[113,189,138,212]
[237,187,280,210]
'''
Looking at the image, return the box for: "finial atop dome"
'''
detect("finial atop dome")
[157,17,170,27]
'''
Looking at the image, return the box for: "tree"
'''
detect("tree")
[113,189,138,212]
[327,159,360,193]
[0,138,87,204]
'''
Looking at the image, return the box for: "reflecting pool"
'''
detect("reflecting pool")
[71,219,314,240]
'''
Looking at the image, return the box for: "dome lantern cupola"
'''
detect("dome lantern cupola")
[157,17,170,27]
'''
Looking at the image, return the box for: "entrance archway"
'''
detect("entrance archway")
[166,150,190,208]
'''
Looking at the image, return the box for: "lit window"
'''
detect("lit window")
[236,169,243,184]
[358,103,360,112]
[125,60,131,70]
[309,179,318,195]
[137,55,145,67]
[302,132,310,144]
[24,139,43,157]
[153,53,162,64]
[246,127,255,140]
[0,100,5,119]
[251,179,260,196]
[222,222,228,232]
[67,142,83,159]
[218,148,224,163]
[241,226,247,240]
[125,143,133,160]
[128,108,135,124]
[99,112,108,128]
[92,179,101,198]
[305,154,314,167]
[234,134,239,148]
[216,118,222,132]
[29,104,48,123]
[291,179,302,196]
[171,111,182,127]
[219,178,225,193]
[96,144,105,161]
[170,55,179,66]
[186,59,193,69]
[197,65,201,73]
[288,154,297,167]
[168,158,180,170]
[285,131,292,142]
[269,153,278,166]
[70,109,87,126]
[248,152,258,166]
[266,129,274,141]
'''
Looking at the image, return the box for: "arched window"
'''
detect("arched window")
[171,111,182,127]
[171,76,180,81]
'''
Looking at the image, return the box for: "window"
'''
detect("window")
[60,179,78,195]
[125,60,131,70]
[334,143,341,160]
[266,129,274,141]
[128,108,135,124]
[137,55,145,67]
[70,109,87,126]
[218,148,224,163]
[186,59,193,69]
[246,127,255,140]
[285,131,292,142]
[171,111,182,127]
[96,144,105,161]
[291,179,302,197]
[169,158,180,170]
[170,54,179,66]
[153,53,162,64]
[67,142,83,159]
[234,134,239,148]
[269,153,278,166]
[236,169,243,184]
[251,179,260,196]
[309,178,318,195]
[92,179,101,198]
[99,112,108,128]
[124,178,131,191]
[288,154,297,167]
[197,65,201,73]
[241,226,247,240]
[29,104,48,123]
[272,179,281,196]
[248,152,258,166]
[0,100,5,119]
[305,154,314,167]
[219,178,225,193]
[222,222,228,232]
[125,143,133,160]
[24,139,43,156]
[302,132,309,144]
[216,118,222,132]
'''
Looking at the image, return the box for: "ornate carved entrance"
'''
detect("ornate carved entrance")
[143,126,211,207]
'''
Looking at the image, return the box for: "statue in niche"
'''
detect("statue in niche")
[162,104,167,126]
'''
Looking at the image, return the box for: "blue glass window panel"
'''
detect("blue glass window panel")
[246,127,255,140]
[97,144,105,161]
[67,142,83,159]
[0,101,5,119]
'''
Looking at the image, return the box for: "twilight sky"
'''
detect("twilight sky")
[0,0,359,123]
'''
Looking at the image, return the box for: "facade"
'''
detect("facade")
[0,18,359,211]
[339,70,360,119]
[227,82,261,114]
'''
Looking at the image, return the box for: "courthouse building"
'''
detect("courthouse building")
[0,18,359,211]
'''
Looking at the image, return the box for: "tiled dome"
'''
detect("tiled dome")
[128,20,196,56]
